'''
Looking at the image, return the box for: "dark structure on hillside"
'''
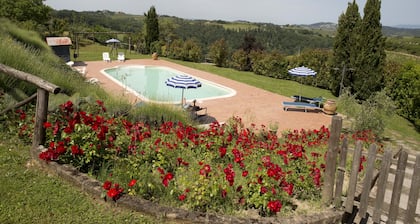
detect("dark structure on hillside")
[46,37,72,62]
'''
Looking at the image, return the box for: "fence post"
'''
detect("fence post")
[32,89,49,148]
[358,143,378,218]
[372,148,393,223]
[345,141,363,213]
[405,154,420,224]
[322,115,342,205]
[387,150,408,224]
[334,136,348,208]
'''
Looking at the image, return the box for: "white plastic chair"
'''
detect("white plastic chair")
[102,52,111,62]
[117,52,125,62]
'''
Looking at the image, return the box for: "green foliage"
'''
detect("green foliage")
[209,38,230,67]
[165,39,203,62]
[251,51,287,78]
[144,6,160,53]
[353,0,386,100]
[385,62,420,130]
[0,0,52,29]
[331,1,361,96]
[230,49,249,71]
[386,36,420,57]
[338,89,395,137]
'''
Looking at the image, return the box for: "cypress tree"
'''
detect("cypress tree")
[331,1,361,96]
[144,6,160,54]
[354,0,386,100]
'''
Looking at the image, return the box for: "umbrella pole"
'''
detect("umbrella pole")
[299,78,302,101]
[181,89,185,106]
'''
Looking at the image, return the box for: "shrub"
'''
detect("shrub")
[338,89,395,138]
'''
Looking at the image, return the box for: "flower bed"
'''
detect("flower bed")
[17,100,372,218]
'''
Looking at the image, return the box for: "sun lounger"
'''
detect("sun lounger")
[184,99,207,118]
[282,101,321,112]
[291,95,324,106]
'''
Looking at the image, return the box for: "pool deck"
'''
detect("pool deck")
[79,58,333,133]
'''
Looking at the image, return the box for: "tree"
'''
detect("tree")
[144,6,159,54]
[239,34,263,71]
[251,51,287,79]
[230,49,248,71]
[209,38,229,67]
[331,1,361,96]
[0,0,52,29]
[353,0,386,100]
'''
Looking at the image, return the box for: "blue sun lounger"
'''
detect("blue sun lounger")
[282,101,321,112]
[291,95,324,106]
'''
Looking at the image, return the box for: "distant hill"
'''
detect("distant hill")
[299,22,420,37]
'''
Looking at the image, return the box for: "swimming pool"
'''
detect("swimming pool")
[101,65,236,103]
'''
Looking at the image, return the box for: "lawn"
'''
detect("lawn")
[0,133,164,224]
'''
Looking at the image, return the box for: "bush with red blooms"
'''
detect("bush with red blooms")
[16,100,375,216]
[102,178,137,201]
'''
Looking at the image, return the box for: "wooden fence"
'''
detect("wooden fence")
[322,116,420,224]
[0,63,60,148]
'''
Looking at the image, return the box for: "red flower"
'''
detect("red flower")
[267,200,282,213]
[283,182,294,196]
[219,146,227,158]
[71,145,83,155]
[178,194,187,201]
[242,170,248,177]
[43,122,52,128]
[128,179,137,187]
[260,186,268,194]
[103,180,112,190]
[162,172,174,187]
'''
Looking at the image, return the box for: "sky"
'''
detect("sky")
[44,0,420,27]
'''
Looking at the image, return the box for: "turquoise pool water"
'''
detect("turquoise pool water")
[101,65,236,103]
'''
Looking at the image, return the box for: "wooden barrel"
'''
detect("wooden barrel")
[152,52,158,60]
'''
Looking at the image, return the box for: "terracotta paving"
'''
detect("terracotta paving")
[78,59,333,133]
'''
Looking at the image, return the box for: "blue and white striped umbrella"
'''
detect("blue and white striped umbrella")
[165,75,202,104]
[288,66,317,77]
[288,66,317,100]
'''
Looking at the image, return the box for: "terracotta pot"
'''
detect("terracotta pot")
[152,52,158,60]
[323,99,337,115]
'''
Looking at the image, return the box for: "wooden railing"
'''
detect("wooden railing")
[322,116,420,224]
[0,63,60,148]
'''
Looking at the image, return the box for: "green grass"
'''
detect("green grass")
[165,59,337,100]
[0,134,161,224]
[72,41,150,62]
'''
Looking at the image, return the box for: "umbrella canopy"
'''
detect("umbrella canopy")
[105,39,121,57]
[165,75,202,104]
[288,66,317,100]
[105,38,120,43]
[288,66,317,77]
